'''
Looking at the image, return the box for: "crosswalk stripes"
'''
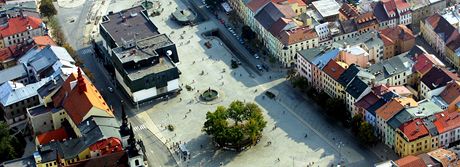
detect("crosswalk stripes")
[133,124,147,132]
[79,48,93,55]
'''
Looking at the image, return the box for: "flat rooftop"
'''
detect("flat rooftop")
[113,34,176,80]
[312,0,341,18]
[101,6,159,46]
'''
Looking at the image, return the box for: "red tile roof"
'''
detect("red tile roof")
[246,0,271,12]
[52,71,113,125]
[89,137,123,155]
[372,84,389,96]
[413,53,444,75]
[33,35,56,49]
[434,111,460,134]
[278,26,317,45]
[375,98,404,120]
[379,25,415,46]
[399,118,429,142]
[395,155,427,167]
[274,0,307,6]
[395,0,411,11]
[323,60,346,80]
[0,45,14,61]
[0,16,42,37]
[355,92,380,109]
[0,42,34,62]
[36,128,68,145]
[339,3,360,20]
[382,0,397,16]
[439,81,460,105]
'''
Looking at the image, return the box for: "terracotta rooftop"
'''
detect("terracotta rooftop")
[379,25,414,46]
[246,0,273,12]
[439,81,460,105]
[339,3,360,19]
[355,12,376,24]
[399,118,429,142]
[376,98,413,120]
[355,92,380,110]
[36,128,68,145]
[32,36,56,49]
[0,42,34,62]
[0,16,42,37]
[425,14,460,44]
[434,111,460,134]
[395,155,427,167]
[52,71,113,125]
[273,0,307,6]
[413,53,445,75]
[372,84,389,96]
[323,60,347,80]
[388,85,412,96]
[278,26,317,45]
[427,148,457,167]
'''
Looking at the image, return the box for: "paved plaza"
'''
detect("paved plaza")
[114,0,383,166]
[56,0,391,166]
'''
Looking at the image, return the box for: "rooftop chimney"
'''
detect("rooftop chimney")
[77,68,87,94]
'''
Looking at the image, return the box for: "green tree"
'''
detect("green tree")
[358,122,376,144]
[228,11,240,25]
[351,114,363,134]
[202,101,267,148]
[241,26,255,41]
[39,0,57,18]
[0,122,17,162]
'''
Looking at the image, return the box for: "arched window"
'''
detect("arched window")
[135,159,140,166]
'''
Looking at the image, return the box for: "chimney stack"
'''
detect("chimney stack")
[77,68,87,94]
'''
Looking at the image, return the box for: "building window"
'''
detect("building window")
[135,160,140,166]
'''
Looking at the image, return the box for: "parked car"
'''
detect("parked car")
[256,64,263,70]
[108,86,114,93]
[254,54,260,59]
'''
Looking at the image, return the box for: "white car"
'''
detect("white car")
[108,86,114,93]
[254,54,259,59]
[256,65,263,70]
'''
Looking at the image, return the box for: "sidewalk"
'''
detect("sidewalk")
[369,142,399,161]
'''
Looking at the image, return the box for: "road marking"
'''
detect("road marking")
[133,124,147,132]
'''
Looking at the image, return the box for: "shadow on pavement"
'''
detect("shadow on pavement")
[177,134,238,166]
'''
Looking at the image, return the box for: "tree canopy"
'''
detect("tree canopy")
[203,101,267,148]
[39,0,57,18]
[0,123,18,163]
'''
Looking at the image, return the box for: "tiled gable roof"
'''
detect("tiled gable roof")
[425,14,460,44]
[355,92,380,110]
[36,128,68,145]
[339,3,359,19]
[375,98,405,120]
[413,53,445,75]
[380,25,414,43]
[277,27,317,45]
[246,0,271,13]
[434,111,460,134]
[439,81,460,105]
[52,71,113,125]
[0,16,42,37]
[323,60,346,80]
[395,155,427,167]
[399,118,429,141]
